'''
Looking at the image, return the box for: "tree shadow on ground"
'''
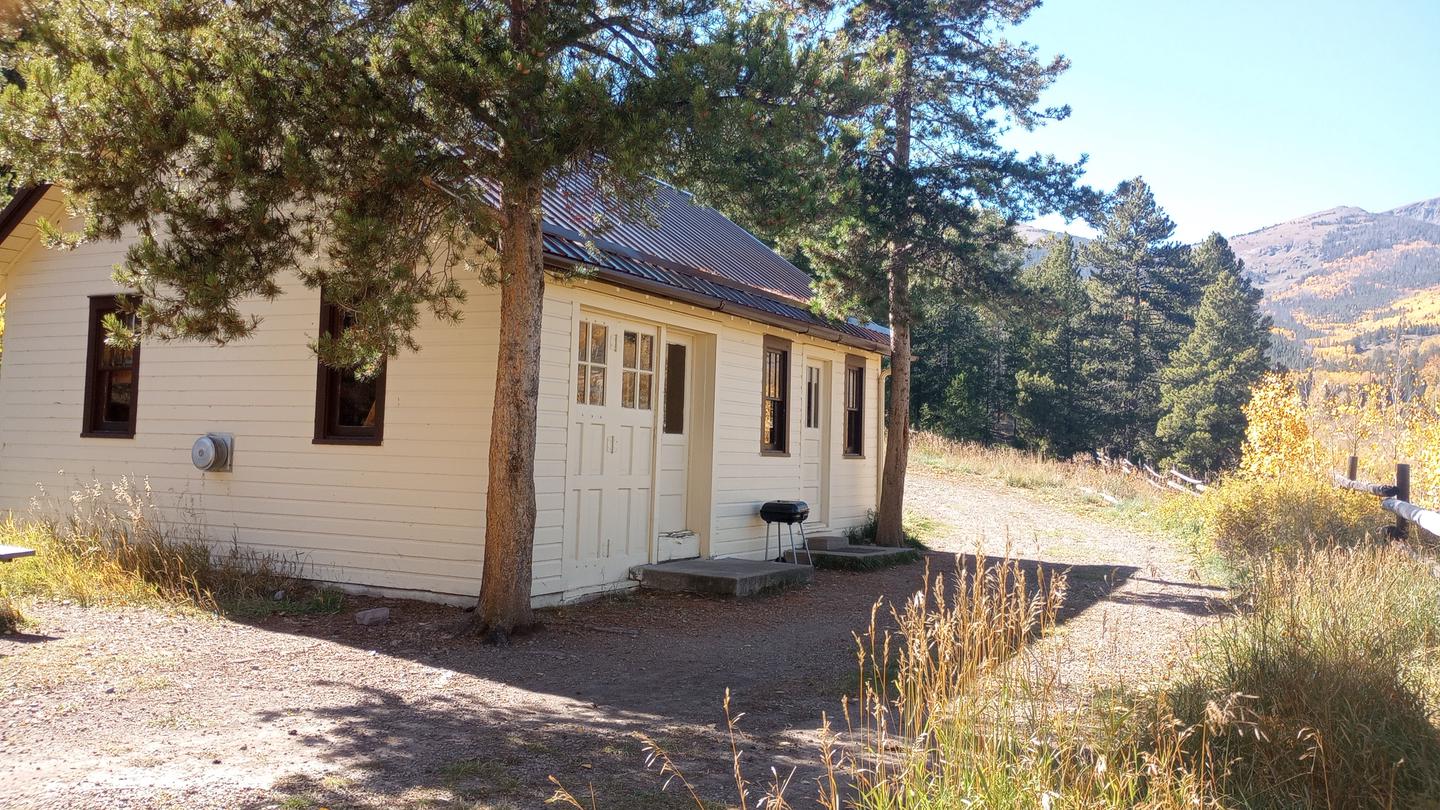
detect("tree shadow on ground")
[229,551,1138,808]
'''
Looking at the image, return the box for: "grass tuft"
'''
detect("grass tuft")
[0,592,21,634]
[0,477,342,618]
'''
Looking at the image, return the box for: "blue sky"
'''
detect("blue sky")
[1004,0,1440,242]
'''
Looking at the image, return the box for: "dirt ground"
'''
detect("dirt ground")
[1,469,1226,809]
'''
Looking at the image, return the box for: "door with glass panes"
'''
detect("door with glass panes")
[655,334,698,560]
[799,358,830,528]
[565,316,659,590]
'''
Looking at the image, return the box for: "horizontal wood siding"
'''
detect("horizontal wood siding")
[708,326,879,558]
[0,222,519,602]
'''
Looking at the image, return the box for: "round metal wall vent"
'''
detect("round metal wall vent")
[191,433,234,472]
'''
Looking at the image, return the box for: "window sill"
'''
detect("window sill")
[313,436,383,447]
[81,431,135,440]
[843,453,865,460]
[760,449,791,458]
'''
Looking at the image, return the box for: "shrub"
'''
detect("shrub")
[1198,473,1387,559]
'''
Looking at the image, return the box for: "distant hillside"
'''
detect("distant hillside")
[1228,196,1440,370]
[1016,225,1091,268]
[1018,199,1440,374]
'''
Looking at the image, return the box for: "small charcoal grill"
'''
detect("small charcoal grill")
[760,500,811,564]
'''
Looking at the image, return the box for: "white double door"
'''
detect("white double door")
[566,315,664,589]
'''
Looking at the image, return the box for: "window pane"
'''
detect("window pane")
[622,370,636,408]
[100,342,134,371]
[590,323,607,364]
[638,372,652,410]
[576,363,587,404]
[623,331,637,369]
[337,372,379,427]
[640,334,654,371]
[664,344,686,434]
[578,321,589,358]
[103,369,134,424]
[589,366,605,405]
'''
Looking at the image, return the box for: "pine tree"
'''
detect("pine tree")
[0,0,827,640]
[1155,234,1271,473]
[799,0,1092,545]
[1015,234,1091,457]
[1081,178,1190,459]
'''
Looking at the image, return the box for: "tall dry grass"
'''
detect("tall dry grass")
[910,432,1167,517]
[0,477,334,617]
[565,544,1440,809]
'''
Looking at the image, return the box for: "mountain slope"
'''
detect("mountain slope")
[1228,195,1440,368]
[1390,197,1440,226]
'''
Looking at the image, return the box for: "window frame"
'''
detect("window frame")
[760,335,791,456]
[81,295,141,439]
[843,354,866,459]
[575,319,609,407]
[313,299,387,446]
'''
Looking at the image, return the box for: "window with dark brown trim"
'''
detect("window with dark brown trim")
[844,355,865,457]
[82,296,140,438]
[761,336,790,455]
[314,300,386,445]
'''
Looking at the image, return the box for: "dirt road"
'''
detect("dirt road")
[1,468,1224,809]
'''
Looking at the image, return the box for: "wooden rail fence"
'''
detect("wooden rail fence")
[1092,452,1206,497]
[1332,456,1440,539]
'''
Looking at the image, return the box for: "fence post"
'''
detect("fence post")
[1348,455,1359,481]
[1394,463,1412,539]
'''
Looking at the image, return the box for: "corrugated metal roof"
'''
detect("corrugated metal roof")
[541,172,814,301]
[541,232,888,350]
[536,172,887,351]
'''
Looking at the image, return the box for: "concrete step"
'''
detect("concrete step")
[803,534,851,551]
[631,558,814,597]
[784,544,918,568]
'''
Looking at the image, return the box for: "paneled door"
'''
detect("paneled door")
[800,358,830,528]
[655,335,698,561]
[565,316,659,591]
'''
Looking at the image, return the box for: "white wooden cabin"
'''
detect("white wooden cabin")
[0,184,888,605]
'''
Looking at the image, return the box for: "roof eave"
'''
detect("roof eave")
[544,254,890,354]
[0,184,51,246]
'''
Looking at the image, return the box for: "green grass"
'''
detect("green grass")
[842,509,936,550]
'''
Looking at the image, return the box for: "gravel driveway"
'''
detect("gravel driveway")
[1,468,1223,809]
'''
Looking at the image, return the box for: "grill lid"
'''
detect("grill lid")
[759,500,810,523]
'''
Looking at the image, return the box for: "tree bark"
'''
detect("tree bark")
[470,175,546,642]
[876,41,913,549]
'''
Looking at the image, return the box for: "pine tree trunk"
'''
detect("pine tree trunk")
[875,41,913,549]
[470,175,545,642]
[877,304,911,547]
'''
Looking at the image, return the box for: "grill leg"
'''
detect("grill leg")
[798,522,811,566]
